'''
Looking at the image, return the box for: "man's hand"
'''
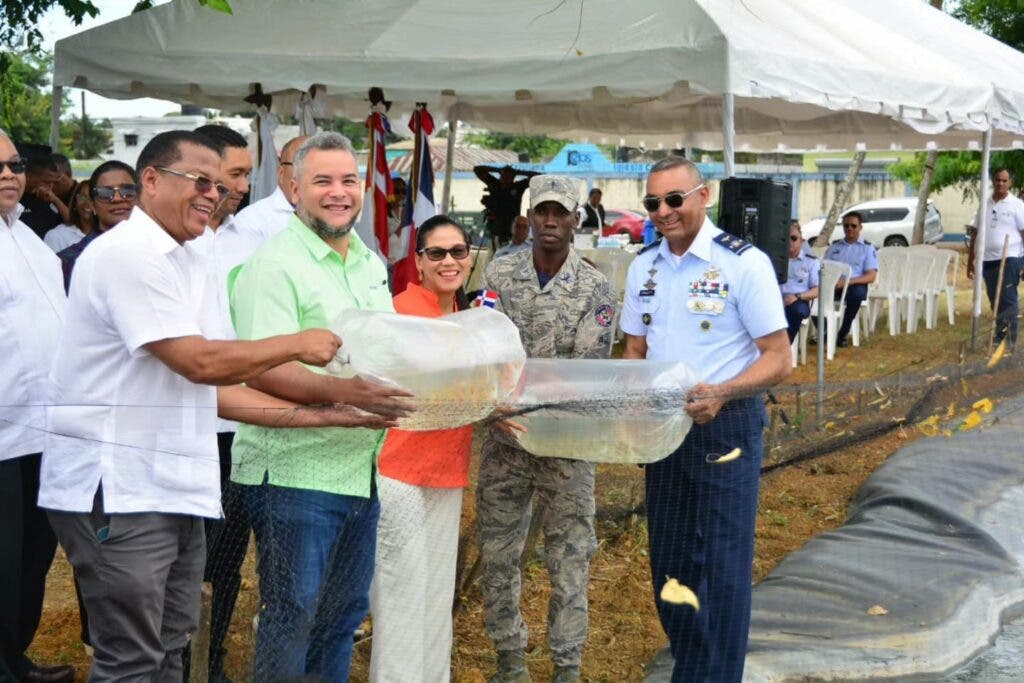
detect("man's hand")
[33,185,58,204]
[783,294,797,306]
[293,329,342,367]
[685,382,726,425]
[308,404,398,430]
[335,376,414,419]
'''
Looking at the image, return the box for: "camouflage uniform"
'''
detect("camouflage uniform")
[477,245,615,668]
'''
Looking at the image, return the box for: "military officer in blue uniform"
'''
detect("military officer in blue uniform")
[781,222,819,342]
[823,212,877,348]
[621,157,791,682]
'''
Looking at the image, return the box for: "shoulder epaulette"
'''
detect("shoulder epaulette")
[712,232,753,255]
[638,238,662,255]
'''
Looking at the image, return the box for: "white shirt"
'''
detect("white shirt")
[190,214,266,433]
[232,185,294,244]
[982,193,1024,261]
[0,205,66,460]
[40,207,222,517]
[620,223,785,384]
[44,223,86,252]
[387,212,410,265]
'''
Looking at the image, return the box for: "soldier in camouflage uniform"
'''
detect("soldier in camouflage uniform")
[477,175,616,683]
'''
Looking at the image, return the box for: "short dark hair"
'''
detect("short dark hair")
[844,211,864,225]
[589,187,602,196]
[26,155,57,176]
[136,130,222,177]
[649,155,704,183]
[193,124,248,153]
[51,153,72,176]
[89,160,139,191]
[992,166,1013,180]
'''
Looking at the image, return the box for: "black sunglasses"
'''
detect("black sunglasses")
[156,167,229,199]
[419,245,470,261]
[642,184,705,213]
[842,223,860,229]
[92,184,139,202]
[0,159,27,174]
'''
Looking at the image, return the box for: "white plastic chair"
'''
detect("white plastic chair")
[942,248,960,325]
[790,317,811,367]
[923,250,953,329]
[868,248,909,336]
[902,252,936,333]
[811,259,852,361]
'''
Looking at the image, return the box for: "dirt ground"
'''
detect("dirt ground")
[29,249,1021,682]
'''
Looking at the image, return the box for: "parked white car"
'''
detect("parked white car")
[802,198,944,247]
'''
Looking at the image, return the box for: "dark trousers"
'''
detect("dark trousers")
[245,480,379,683]
[183,432,250,681]
[0,453,58,681]
[783,299,811,342]
[645,397,766,683]
[836,283,867,344]
[983,257,1022,347]
[48,488,204,682]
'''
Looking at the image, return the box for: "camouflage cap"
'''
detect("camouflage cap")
[529,175,578,212]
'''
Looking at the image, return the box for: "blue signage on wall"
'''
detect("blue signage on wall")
[546,143,616,173]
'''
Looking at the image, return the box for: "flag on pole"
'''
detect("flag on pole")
[353,108,393,258]
[392,104,436,294]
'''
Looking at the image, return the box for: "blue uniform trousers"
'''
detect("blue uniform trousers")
[982,257,1022,347]
[836,283,867,344]
[783,299,810,342]
[645,396,766,683]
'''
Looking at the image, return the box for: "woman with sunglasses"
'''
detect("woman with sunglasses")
[369,215,474,683]
[780,221,819,342]
[56,161,139,291]
[44,180,94,253]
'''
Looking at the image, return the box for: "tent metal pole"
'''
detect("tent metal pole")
[816,260,825,427]
[971,127,993,351]
[442,114,457,213]
[49,86,63,150]
[722,93,735,177]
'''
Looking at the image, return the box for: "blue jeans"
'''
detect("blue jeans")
[645,397,766,682]
[983,257,1022,347]
[245,481,379,683]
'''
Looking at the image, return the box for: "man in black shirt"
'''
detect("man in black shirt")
[20,156,63,239]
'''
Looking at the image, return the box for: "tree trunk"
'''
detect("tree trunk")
[912,149,938,244]
[816,151,866,245]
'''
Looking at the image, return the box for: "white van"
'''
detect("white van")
[802,198,944,247]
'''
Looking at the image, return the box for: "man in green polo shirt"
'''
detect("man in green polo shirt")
[228,131,411,683]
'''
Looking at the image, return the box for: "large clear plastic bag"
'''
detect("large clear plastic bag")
[510,359,698,464]
[328,307,526,430]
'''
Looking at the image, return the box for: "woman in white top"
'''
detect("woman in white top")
[43,180,93,252]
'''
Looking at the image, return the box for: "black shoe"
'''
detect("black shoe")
[836,338,848,348]
[22,664,75,683]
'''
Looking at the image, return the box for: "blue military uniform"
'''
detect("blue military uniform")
[780,253,820,342]
[824,238,877,346]
[620,225,786,682]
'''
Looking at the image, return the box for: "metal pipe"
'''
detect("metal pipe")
[971,127,993,350]
[49,85,63,151]
[722,93,735,178]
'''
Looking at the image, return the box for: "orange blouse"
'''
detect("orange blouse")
[377,284,474,488]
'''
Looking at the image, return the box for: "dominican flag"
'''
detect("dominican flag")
[354,109,393,258]
[473,289,499,308]
[391,104,436,294]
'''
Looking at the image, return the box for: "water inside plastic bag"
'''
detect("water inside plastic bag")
[328,307,526,430]
[511,358,697,464]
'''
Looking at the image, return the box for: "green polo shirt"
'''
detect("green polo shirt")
[228,215,393,497]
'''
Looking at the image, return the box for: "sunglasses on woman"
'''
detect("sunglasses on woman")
[642,184,705,213]
[91,184,139,202]
[418,245,471,261]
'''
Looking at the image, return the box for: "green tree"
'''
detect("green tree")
[60,113,111,159]
[890,150,1024,198]
[0,50,67,144]
[463,131,565,163]
[953,0,1024,50]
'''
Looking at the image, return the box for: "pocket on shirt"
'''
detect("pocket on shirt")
[152,434,220,494]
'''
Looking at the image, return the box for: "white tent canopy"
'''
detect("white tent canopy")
[53,0,1024,151]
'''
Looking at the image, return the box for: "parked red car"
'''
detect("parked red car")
[601,208,646,243]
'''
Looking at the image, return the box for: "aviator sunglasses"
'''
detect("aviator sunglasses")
[92,184,139,202]
[156,167,230,199]
[642,184,705,213]
[0,159,27,174]
[418,245,471,261]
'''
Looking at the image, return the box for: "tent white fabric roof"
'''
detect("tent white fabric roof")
[54,0,1024,150]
